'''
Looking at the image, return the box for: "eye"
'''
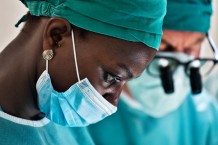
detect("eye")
[164,46,174,52]
[103,72,121,85]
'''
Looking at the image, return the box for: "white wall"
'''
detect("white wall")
[202,0,218,57]
[0,1,27,51]
[211,0,218,46]
[0,1,218,51]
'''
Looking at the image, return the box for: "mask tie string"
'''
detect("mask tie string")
[46,59,48,71]
[71,29,81,82]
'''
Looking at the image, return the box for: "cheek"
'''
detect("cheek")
[78,58,106,92]
[47,44,79,92]
[185,44,201,58]
[76,43,107,94]
[86,68,107,95]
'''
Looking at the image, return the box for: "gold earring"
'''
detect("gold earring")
[42,49,54,60]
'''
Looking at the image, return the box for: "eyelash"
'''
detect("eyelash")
[103,72,121,85]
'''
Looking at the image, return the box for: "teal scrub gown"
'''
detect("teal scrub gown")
[0,108,94,145]
[88,89,218,145]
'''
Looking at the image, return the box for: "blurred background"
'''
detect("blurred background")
[0,1,218,54]
[0,1,28,50]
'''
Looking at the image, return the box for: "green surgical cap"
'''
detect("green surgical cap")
[20,0,166,50]
[163,0,213,33]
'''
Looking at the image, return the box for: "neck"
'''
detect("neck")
[0,32,44,120]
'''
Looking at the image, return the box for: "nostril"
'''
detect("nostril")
[103,93,113,103]
[103,93,118,106]
[102,84,123,106]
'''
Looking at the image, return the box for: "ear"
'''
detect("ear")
[42,17,72,52]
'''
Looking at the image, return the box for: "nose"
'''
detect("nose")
[174,45,187,53]
[103,81,125,106]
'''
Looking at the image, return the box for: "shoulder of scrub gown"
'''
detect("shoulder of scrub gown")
[0,110,95,145]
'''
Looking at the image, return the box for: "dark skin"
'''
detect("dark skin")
[0,17,156,120]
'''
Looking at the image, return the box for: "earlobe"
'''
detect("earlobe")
[42,17,72,51]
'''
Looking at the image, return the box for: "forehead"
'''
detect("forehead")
[83,32,156,77]
[161,30,205,47]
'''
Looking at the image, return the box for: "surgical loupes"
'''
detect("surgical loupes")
[159,59,174,94]
[188,60,202,94]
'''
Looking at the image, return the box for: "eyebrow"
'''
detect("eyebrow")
[117,63,133,79]
[161,36,205,48]
[161,39,173,48]
[191,37,205,46]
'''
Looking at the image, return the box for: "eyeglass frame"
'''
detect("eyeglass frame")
[147,33,218,77]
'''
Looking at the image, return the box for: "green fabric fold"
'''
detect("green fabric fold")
[20,0,167,50]
[163,0,212,33]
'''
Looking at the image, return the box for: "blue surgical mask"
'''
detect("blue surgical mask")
[36,30,117,127]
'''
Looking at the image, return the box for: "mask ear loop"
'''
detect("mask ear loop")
[71,29,81,82]
[46,60,49,74]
